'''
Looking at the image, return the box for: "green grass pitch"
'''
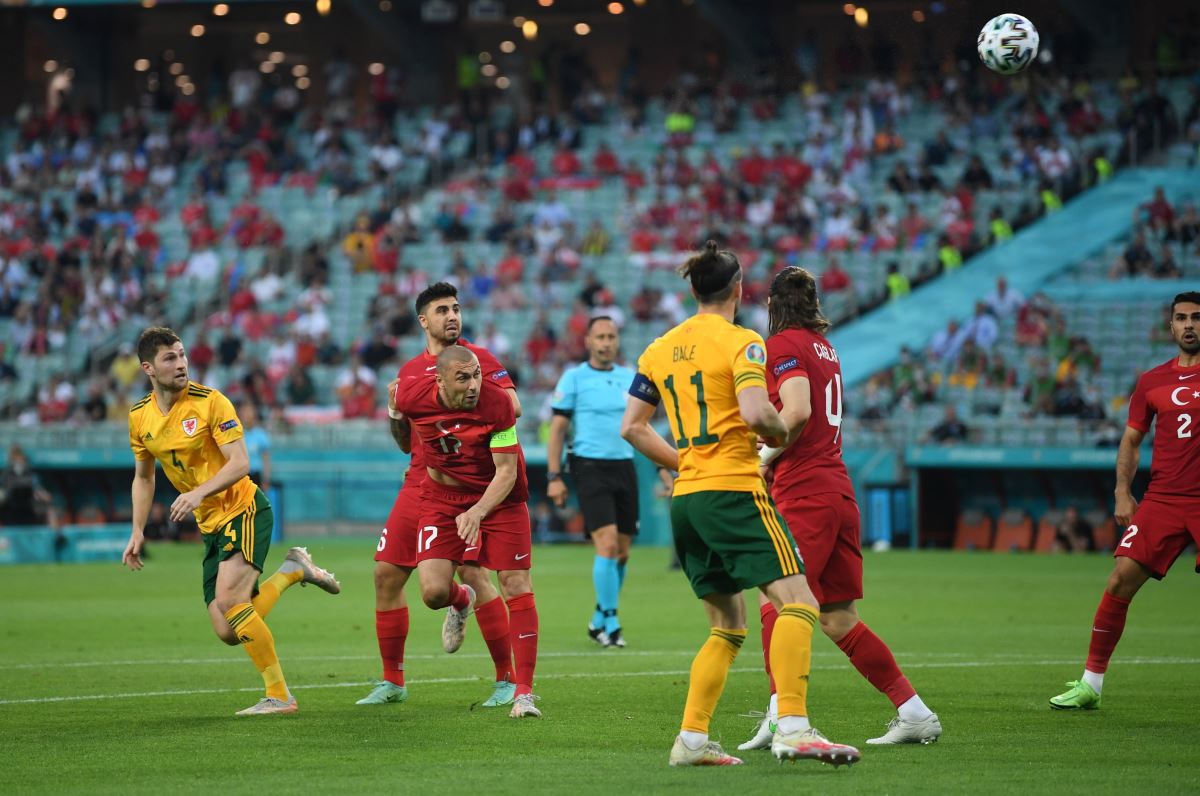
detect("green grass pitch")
[1,542,1197,794]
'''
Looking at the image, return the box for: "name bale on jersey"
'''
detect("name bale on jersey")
[673,345,697,362]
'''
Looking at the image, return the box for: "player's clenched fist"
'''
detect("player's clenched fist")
[455,507,483,545]
[1114,492,1138,528]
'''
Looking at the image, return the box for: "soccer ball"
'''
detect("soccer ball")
[976,13,1039,75]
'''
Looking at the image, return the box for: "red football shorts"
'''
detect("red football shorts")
[416,483,531,570]
[375,478,421,568]
[1114,495,1200,579]
[775,493,863,605]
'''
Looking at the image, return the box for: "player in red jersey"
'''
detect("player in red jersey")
[1050,291,1200,710]
[357,282,521,709]
[395,345,542,718]
[739,266,941,748]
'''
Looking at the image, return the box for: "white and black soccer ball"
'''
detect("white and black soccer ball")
[977,13,1039,75]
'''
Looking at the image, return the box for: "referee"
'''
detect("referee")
[547,316,638,648]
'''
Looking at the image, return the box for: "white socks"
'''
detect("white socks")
[777,715,811,734]
[767,693,778,718]
[679,730,708,750]
[1082,670,1104,694]
[897,694,934,722]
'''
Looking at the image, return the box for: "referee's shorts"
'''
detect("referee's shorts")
[569,456,640,536]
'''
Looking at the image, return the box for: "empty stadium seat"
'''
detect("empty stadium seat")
[953,509,994,551]
[992,508,1033,552]
[1034,510,1064,552]
[1085,509,1118,552]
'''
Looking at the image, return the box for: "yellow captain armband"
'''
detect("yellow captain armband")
[490,425,518,448]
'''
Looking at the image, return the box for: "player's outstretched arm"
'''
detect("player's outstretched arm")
[736,385,788,444]
[1114,425,1146,526]
[124,457,156,571]
[169,439,250,522]
[621,395,679,471]
[456,451,519,545]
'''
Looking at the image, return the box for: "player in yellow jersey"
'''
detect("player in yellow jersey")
[122,327,342,716]
[621,241,861,768]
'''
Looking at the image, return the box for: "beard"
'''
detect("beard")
[1179,332,1200,355]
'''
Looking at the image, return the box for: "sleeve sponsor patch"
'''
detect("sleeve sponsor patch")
[745,343,767,365]
[490,424,518,447]
[219,419,239,432]
[773,357,800,377]
[628,373,661,404]
[491,369,509,381]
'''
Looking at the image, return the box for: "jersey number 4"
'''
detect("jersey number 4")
[664,371,720,448]
[825,374,843,443]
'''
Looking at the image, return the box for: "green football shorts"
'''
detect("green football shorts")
[670,489,804,598]
[201,488,273,605]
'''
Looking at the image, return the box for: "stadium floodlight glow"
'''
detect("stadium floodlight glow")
[52,7,67,20]
[255,32,270,44]
[316,0,331,16]
[142,0,156,7]
[843,3,855,14]
[260,61,275,73]
[134,58,150,72]
[269,51,285,63]
[182,83,195,96]
[213,3,229,16]
[500,40,515,54]
[379,0,391,10]
[537,0,553,6]
[292,64,308,77]
[479,51,492,64]
[175,74,189,87]
[43,60,57,73]
[512,15,525,26]
[496,76,510,89]
[608,2,624,14]
[169,62,184,75]
[296,76,311,89]
[854,6,868,27]
[522,20,538,40]
[912,9,925,22]
[574,22,590,35]
[481,64,497,77]
[191,24,205,37]
[368,62,385,75]
[285,11,301,25]
[632,0,645,5]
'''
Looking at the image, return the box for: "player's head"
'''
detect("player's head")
[586,316,619,367]
[415,282,461,345]
[136,326,187,393]
[436,345,482,410]
[1170,291,1200,355]
[679,240,742,311]
[767,266,831,336]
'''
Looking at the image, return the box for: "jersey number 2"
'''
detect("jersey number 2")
[1178,414,1192,439]
[664,371,720,449]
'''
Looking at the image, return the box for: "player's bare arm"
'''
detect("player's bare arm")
[737,385,788,444]
[546,413,571,507]
[1113,425,1146,526]
[386,378,412,453]
[775,377,812,447]
[170,438,250,522]
[455,450,519,545]
[505,387,523,418]
[123,456,156,571]
[621,395,679,471]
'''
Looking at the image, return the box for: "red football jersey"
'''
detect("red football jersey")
[395,340,514,474]
[1126,357,1200,499]
[394,377,528,505]
[766,328,855,500]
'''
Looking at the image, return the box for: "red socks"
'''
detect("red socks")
[836,621,916,708]
[475,596,514,683]
[1086,592,1131,674]
[759,602,778,694]
[376,607,409,687]
[448,582,471,611]
[506,592,539,696]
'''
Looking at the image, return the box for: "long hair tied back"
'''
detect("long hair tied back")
[768,266,831,336]
[679,240,741,303]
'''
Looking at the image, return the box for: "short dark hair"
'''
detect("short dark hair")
[678,240,741,304]
[1171,292,1200,312]
[768,267,831,336]
[587,315,616,333]
[436,343,478,377]
[415,282,458,316]
[136,326,182,364]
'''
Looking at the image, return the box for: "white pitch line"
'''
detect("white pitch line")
[2,657,1199,707]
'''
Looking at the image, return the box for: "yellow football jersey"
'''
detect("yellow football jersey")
[635,313,769,495]
[128,382,256,534]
